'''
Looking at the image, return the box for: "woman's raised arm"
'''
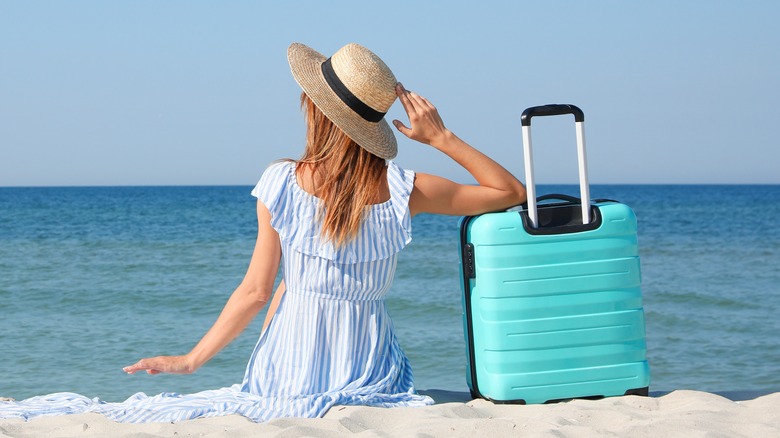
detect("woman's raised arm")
[123,201,281,375]
[392,84,526,217]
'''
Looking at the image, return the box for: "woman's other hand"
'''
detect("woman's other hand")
[123,202,281,377]
[392,83,451,148]
[123,355,196,375]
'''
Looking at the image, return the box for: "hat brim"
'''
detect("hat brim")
[287,43,397,160]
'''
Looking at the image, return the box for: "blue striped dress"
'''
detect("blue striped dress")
[0,160,434,423]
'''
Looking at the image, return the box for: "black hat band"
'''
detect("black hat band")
[321,57,385,123]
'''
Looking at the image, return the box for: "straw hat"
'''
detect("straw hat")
[287,42,398,160]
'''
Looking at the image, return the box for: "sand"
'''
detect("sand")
[2,390,779,437]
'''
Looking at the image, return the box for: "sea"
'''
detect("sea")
[1,184,778,403]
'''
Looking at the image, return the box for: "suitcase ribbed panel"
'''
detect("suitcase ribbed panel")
[462,202,650,403]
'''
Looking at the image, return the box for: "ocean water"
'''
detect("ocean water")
[0,184,778,402]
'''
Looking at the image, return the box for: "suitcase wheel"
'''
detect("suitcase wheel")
[624,387,650,397]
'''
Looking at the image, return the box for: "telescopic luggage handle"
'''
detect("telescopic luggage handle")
[521,104,584,124]
[520,104,590,228]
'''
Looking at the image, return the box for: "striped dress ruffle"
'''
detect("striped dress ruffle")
[0,160,434,423]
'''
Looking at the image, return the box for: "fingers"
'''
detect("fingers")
[123,361,139,373]
[392,119,412,138]
[394,83,417,139]
[123,355,194,375]
[396,83,431,114]
[394,83,446,145]
[396,83,415,114]
[123,359,149,374]
[123,358,163,375]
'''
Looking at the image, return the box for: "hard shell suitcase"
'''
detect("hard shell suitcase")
[459,105,650,404]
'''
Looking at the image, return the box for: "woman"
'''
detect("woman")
[1,43,525,423]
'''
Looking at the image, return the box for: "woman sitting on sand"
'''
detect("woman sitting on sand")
[1,42,526,423]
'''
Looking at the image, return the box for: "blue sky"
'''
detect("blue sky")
[1,1,778,186]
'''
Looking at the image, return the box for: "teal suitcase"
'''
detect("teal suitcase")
[459,105,650,404]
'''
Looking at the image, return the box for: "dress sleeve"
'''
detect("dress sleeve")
[250,161,291,232]
[386,161,416,238]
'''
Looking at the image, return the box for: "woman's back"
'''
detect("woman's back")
[295,162,391,206]
[253,160,414,300]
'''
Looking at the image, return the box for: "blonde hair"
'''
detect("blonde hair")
[296,93,386,247]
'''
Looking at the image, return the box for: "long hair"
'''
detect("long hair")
[296,93,386,247]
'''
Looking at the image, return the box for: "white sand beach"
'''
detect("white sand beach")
[2,390,779,437]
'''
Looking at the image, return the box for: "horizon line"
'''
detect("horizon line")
[2,182,779,189]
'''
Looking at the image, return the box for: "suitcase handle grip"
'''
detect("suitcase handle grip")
[520,194,583,210]
[534,193,582,204]
[522,194,617,209]
[521,104,584,126]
